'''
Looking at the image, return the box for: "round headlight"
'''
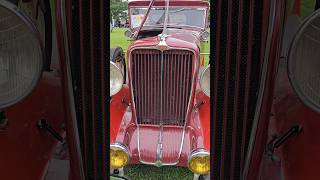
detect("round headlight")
[188,149,210,175]
[110,143,130,169]
[0,2,44,109]
[200,65,210,97]
[110,61,123,96]
[288,10,320,112]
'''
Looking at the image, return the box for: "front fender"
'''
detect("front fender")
[196,91,210,151]
[110,85,130,143]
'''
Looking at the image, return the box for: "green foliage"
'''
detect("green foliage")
[110,0,128,21]
[110,28,130,51]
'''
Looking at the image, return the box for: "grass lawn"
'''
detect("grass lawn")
[124,164,193,180]
[110,28,210,65]
[110,28,131,52]
[110,28,209,179]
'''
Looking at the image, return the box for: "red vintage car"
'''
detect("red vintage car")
[1,0,320,179]
[110,0,210,179]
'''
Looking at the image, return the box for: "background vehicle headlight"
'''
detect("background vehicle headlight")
[110,61,123,96]
[288,10,320,112]
[200,65,210,97]
[110,143,130,169]
[0,2,44,109]
[188,149,210,175]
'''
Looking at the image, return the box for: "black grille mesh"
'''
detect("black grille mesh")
[212,0,267,179]
[68,0,107,179]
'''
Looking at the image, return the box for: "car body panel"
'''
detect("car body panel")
[256,1,320,179]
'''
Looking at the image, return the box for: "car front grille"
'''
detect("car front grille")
[212,0,270,179]
[67,0,107,179]
[130,49,194,126]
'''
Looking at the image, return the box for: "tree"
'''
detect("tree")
[110,0,128,21]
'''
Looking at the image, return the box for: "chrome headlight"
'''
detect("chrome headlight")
[200,65,210,97]
[110,143,130,169]
[0,2,44,109]
[288,10,320,112]
[188,148,210,175]
[110,61,123,96]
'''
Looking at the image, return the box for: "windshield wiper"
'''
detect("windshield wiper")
[135,0,156,39]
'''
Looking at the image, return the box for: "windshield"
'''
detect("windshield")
[130,7,207,29]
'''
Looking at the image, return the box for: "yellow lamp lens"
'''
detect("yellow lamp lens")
[188,155,210,175]
[110,149,129,169]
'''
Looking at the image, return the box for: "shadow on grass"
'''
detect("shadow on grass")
[124,164,193,180]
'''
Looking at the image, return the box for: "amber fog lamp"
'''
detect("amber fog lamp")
[288,9,320,112]
[188,149,210,175]
[110,61,123,96]
[0,1,44,110]
[110,143,130,169]
[200,65,210,97]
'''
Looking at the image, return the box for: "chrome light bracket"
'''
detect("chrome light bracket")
[110,142,131,157]
[188,148,210,162]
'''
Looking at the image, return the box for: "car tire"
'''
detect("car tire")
[110,47,126,83]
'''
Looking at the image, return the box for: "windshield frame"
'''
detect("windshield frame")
[128,6,209,31]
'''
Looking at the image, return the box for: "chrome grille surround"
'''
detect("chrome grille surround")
[129,48,195,127]
[128,47,198,165]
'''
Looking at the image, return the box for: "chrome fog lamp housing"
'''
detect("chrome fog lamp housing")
[110,143,130,169]
[188,148,210,175]
[0,1,44,109]
[110,61,124,96]
[200,65,210,97]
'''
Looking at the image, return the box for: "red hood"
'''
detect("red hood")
[128,29,201,54]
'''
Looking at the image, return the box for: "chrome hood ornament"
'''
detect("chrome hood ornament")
[156,34,169,51]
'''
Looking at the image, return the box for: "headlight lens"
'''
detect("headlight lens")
[0,2,44,109]
[110,61,123,96]
[200,65,210,97]
[288,11,320,112]
[110,143,130,169]
[188,149,210,175]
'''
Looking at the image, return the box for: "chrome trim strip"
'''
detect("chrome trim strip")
[60,0,85,178]
[128,46,198,165]
[242,0,277,178]
[156,41,165,165]
[156,124,164,164]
